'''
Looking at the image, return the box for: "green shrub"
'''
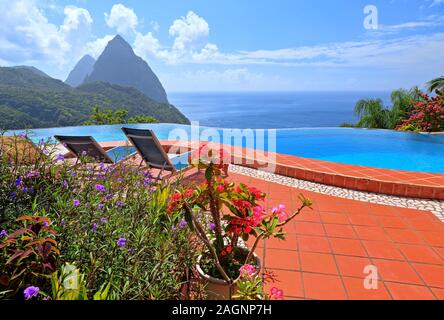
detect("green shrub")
[0,134,198,300]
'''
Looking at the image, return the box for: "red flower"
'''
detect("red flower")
[248,187,265,200]
[232,200,252,212]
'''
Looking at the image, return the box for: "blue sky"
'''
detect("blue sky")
[0,0,443,92]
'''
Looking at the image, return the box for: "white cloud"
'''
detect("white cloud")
[0,0,104,79]
[60,5,93,50]
[105,3,138,35]
[84,35,115,59]
[367,14,444,36]
[0,0,94,65]
[133,32,160,61]
[227,33,444,71]
[169,11,209,52]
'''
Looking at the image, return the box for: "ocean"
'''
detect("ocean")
[169,91,392,129]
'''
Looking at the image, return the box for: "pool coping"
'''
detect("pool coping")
[98,140,444,201]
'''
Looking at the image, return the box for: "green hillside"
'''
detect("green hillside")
[0,67,189,130]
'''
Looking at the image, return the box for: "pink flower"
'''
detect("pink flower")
[272,204,288,222]
[252,205,265,226]
[270,287,284,300]
[239,264,256,277]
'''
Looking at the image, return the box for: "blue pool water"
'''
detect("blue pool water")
[9,124,444,174]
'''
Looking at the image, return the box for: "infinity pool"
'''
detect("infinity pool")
[9,124,444,174]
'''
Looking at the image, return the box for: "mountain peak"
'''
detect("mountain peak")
[80,54,95,62]
[84,35,169,103]
[106,35,133,52]
[65,55,96,87]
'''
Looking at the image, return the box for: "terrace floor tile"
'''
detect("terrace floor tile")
[299,252,338,275]
[302,273,348,300]
[146,160,444,300]
[343,277,392,300]
[385,282,436,300]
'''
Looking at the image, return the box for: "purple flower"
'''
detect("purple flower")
[73,199,80,207]
[149,187,157,194]
[116,201,124,208]
[178,219,187,229]
[208,223,216,230]
[60,220,65,227]
[71,171,77,177]
[98,203,104,210]
[129,248,135,255]
[62,180,68,188]
[117,238,127,247]
[92,223,98,232]
[26,171,39,178]
[22,188,29,193]
[15,177,22,187]
[171,225,177,231]
[143,178,151,187]
[43,149,49,156]
[95,184,106,192]
[42,221,49,227]
[81,151,87,156]
[23,286,40,300]
[0,230,8,237]
[10,192,17,199]
[100,217,107,223]
[105,194,112,201]
[55,154,65,162]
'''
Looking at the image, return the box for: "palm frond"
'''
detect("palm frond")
[426,77,444,93]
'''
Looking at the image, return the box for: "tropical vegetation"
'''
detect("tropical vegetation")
[84,106,158,125]
[397,92,444,132]
[0,135,197,300]
[345,81,444,132]
[0,136,301,300]
[427,76,444,94]
[342,87,421,130]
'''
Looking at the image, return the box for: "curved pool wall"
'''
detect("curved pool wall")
[8,124,444,174]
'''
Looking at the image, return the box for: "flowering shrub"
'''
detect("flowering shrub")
[0,134,198,300]
[398,93,444,132]
[0,216,59,298]
[168,146,313,290]
[233,265,284,300]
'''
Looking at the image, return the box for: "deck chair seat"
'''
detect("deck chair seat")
[54,135,136,164]
[122,127,191,179]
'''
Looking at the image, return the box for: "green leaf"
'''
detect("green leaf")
[184,209,194,231]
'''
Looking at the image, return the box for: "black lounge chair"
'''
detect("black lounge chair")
[121,127,191,180]
[54,135,136,165]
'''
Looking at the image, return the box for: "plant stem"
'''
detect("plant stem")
[186,206,231,283]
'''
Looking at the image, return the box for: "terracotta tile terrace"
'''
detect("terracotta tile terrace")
[61,140,444,300]
[233,172,444,300]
